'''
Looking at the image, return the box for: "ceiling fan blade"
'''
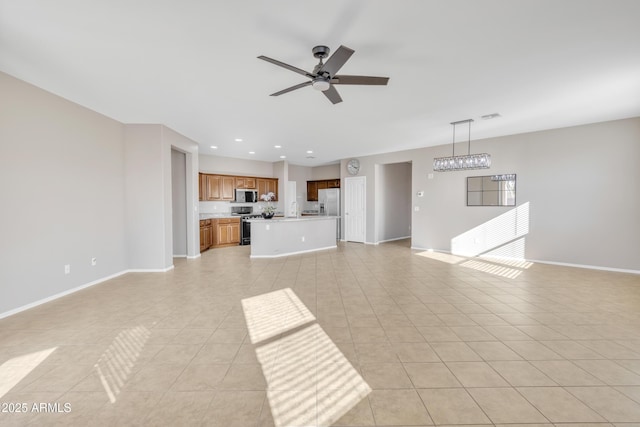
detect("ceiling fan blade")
[322,85,343,104]
[258,55,314,78]
[270,81,312,96]
[332,75,389,85]
[319,45,354,77]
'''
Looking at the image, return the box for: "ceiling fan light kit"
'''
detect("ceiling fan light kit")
[312,78,330,91]
[258,45,389,104]
[433,119,492,172]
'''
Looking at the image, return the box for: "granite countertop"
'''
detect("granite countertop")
[247,216,340,223]
[199,213,236,220]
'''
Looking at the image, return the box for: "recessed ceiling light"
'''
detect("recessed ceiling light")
[274,145,282,149]
[481,113,501,120]
[235,138,243,142]
[280,155,286,159]
[306,150,313,154]
[210,145,218,149]
[249,151,255,154]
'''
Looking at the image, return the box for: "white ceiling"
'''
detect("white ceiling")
[2,0,639,166]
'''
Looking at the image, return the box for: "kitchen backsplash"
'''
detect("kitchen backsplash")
[199,200,283,214]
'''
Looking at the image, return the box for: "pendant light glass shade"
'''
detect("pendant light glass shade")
[433,119,491,172]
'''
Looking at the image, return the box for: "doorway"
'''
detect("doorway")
[171,149,187,257]
[344,176,366,243]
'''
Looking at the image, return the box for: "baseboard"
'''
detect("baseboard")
[0,270,128,320]
[0,265,177,320]
[173,254,187,258]
[377,236,411,244]
[527,258,640,275]
[410,246,640,275]
[250,245,337,259]
[128,265,174,273]
[186,254,201,259]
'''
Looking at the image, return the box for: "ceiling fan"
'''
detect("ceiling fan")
[258,45,389,104]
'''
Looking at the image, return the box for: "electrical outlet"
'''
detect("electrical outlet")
[91,257,97,266]
[64,264,70,274]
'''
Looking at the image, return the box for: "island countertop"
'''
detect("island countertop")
[246,216,340,223]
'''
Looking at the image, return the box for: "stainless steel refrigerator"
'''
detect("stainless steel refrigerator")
[318,188,340,239]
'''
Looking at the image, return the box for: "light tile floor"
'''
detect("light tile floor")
[2,240,640,426]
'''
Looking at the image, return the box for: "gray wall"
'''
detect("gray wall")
[0,72,127,315]
[344,117,640,272]
[199,154,274,177]
[376,162,412,243]
[171,149,187,256]
[0,72,200,317]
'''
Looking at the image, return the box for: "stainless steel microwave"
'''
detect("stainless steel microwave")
[235,189,258,203]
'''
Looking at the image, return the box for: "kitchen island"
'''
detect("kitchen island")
[247,216,339,258]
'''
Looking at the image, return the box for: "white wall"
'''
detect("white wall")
[350,117,640,272]
[171,150,187,256]
[311,164,340,180]
[199,154,274,177]
[0,72,201,317]
[124,125,167,270]
[376,162,412,243]
[0,72,127,315]
[125,125,199,270]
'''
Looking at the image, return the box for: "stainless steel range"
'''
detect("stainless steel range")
[231,206,262,245]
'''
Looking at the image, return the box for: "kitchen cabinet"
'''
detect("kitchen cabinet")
[236,177,256,189]
[213,218,240,247]
[306,179,339,201]
[199,173,206,201]
[199,173,276,201]
[199,219,213,252]
[257,178,279,201]
[203,175,235,201]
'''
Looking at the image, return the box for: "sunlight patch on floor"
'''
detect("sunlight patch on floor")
[0,347,57,399]
[243,289,371,427]
[415,250,466,264]
[242,288,316,344]
[94,325,150,403]
[460,259,524,279]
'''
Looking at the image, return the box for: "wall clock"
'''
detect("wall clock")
[347,158,360,175]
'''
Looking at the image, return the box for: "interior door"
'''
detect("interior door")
[345,176,366,243]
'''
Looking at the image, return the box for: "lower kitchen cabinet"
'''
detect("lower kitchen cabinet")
[199,219,213,252]
[201,217,241,251]
[213,218,240,247]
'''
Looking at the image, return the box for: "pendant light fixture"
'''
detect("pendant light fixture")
[433,119,491,172]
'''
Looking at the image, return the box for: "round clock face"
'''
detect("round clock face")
[347,159,360,175]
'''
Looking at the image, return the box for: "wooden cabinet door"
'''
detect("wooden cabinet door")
[221,176,235,200]
[317,181,328,191]
[245,177,256,189]
[307,181,318,201]
[327,179,340,188]
[230,223,240,243]
[267,179,278,201]
[200,225,207,251]
[199,174,206,201]
[257,179,268,198]
[216,223,229,245]
[206,175,221,200]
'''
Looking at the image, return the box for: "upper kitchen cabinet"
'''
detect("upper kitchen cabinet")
[257,178,279,201]
[307,179,339,201]
[236,177,256,189]
[199,173,278,202]
[199,173,206,201]
[204,174,235,201]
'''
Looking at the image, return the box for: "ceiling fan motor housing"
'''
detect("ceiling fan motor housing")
[312,45,330,59]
